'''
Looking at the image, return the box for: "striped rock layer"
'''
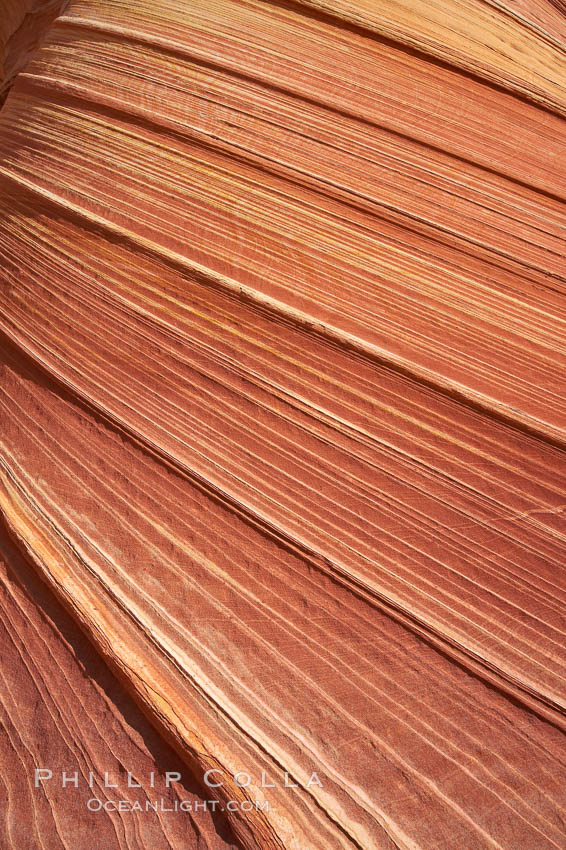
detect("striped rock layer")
[0,1,565,849]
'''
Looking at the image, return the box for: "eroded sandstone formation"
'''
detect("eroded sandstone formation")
[0,1,565,848]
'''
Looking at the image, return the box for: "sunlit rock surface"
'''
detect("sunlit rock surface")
[1,1,565,848]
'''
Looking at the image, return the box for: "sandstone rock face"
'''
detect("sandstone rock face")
[0,2,565,849]
[0,1,69,103]
[0,532,239,850]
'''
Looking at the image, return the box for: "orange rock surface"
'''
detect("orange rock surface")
[0,1,565,848]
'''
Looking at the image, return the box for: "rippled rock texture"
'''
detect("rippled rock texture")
[1,1,565,848]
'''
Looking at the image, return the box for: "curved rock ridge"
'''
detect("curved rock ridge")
[0,0,70,104]
[0,1,566,849]
[0,527,239,850]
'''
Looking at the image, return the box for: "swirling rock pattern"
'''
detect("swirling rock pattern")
[0,1,565,848]
[0,529,239,850]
